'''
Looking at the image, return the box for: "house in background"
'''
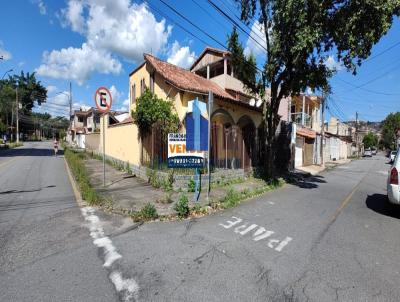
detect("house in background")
[289,94,322,168]
[68,107,101,148]
[325,117,354,160]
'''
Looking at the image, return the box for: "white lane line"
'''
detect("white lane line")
[81,206,139,302]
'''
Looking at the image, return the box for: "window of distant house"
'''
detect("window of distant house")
[78,117,84,123]
[140,78,145,95]
[131,84,136,104]
[150,72,154,93]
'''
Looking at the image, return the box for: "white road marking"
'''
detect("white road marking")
[81,207,139,302]
[268,201,275,205]
[219,216,293,252]
[377,171,388,175]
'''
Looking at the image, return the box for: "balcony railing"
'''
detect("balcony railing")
[291,112,312,128]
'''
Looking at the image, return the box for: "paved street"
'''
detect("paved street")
[0,142,117,302]
[1,141,400,301]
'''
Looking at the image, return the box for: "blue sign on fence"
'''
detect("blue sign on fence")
[185,98,209,152]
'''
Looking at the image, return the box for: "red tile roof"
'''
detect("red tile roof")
[144,54,234,101]
[296,126,316,139]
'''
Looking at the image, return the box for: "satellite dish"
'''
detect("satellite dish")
[249,98,255,106]
[256,99,262,107]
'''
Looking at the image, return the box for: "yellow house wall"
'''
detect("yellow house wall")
[100,116,141,166]
[102,61,263,167]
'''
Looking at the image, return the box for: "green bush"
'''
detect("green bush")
[174,194,190,218]
[187,178,196,192]
[140,203,158,219]
[130,203,158,221]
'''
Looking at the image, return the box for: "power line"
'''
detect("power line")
[207,0,268,54]
[335,78,400,96]
[148,0,264,74]
[364,40,400,63]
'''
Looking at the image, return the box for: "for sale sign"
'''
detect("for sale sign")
[168,133,204,168]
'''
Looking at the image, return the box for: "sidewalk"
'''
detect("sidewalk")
[83,156,272,217]
[296,158,352,176]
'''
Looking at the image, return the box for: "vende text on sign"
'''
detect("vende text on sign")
[168,133,204,168]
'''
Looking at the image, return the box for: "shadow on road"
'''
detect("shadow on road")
[285,173,327,189]
[366,193,400,219]
[0,148,64,157]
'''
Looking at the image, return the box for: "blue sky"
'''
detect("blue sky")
[0,0,399,122]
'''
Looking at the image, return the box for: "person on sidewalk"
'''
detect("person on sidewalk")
[53,138,59,156]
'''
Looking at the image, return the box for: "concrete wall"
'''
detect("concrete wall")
[85,133,100,152]
[100,117,141,166]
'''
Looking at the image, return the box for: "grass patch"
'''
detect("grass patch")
[216,178,285,209]
[64,148,103,206]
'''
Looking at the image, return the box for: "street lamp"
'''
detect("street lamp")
[1,68,13,80]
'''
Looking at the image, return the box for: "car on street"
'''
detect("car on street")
[372,148,377,155]
[387,149,400,204]
[364,148,372,157]
[390,150,397,163]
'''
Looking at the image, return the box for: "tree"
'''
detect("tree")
[381,112,400,149]
[0,71,47,135]
[131,89,180,139]
[228,0,400,178]
[363,132,378,149]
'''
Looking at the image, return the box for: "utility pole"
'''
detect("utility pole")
[320,93,325,167]
[355,111,359,157]
[16,86,19,144]
[69,82,72,122]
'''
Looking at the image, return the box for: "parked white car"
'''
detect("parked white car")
[387,149,399,204]
[364,148,372,157]
[390,150,397,163]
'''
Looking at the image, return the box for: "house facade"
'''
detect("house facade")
[98,47,325,177]
[68,107,101,148]
[289,94,322,168]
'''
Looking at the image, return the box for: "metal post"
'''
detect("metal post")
[102,114,106,186]
[355,112,359,157]
[320,93,325,167]
[16,87,19,143]
[207,91,213,200]
[301,94,305,126]
[69,82,72,122]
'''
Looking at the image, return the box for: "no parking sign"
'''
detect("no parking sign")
[94,87,112,113]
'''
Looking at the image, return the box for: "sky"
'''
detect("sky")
[0,0,399,122]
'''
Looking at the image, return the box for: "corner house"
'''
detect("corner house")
[98,47,292,176]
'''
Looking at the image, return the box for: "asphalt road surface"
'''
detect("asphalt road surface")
[1,142,400,302]
[0,142,117,302]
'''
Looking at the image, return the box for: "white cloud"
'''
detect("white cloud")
[36,43,122,85]
[325,55,343,71]
[0,41,12,60]
[38,0,46,15]
[38,1,172,84]
[60,0,85,33]
[109,85,122,102]
[244,21,268,57]
[116,98,130,112]
[60,1,171,61]
[167,41,196,69]
[46,85,57,93]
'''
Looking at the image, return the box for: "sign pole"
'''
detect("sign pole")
[103,114,106,186]
[94,86,112,187]
[207,91,213,200]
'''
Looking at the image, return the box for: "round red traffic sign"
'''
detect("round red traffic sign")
[94,87,113,113]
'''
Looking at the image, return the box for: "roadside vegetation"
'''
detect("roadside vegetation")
[64,147,103,206]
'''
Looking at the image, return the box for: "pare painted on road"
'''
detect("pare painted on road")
[219,216,292,252]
